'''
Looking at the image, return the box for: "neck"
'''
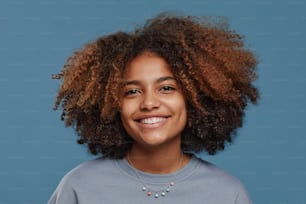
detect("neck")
[126,143,190,174]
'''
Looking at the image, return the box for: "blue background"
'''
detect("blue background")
[0,0,305,203]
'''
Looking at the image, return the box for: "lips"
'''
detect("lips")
[139,117,167,124]
[135,115,170,128]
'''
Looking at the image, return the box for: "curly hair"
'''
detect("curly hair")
[53,13,259,158]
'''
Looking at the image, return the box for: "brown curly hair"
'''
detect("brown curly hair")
[53,13,259,159]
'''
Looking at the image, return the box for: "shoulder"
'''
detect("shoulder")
[71,157,115,173]
[59,157,116,185]
[48,157,118,204]
[178,155,252,204]
[191,156,248,192]
[185,156,252,203]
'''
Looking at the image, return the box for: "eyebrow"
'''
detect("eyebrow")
[122,76,176,86]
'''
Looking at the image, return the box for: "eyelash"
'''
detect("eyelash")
[160,86,175,92]
[124,89,140,96]
[124,86,176,96]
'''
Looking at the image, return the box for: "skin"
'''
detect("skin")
[120,51,190,174]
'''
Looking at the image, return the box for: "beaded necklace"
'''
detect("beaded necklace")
[127,152,184,198]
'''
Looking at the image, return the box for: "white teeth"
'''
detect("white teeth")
[140,117,165,124]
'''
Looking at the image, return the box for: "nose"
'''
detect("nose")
[140,91,160,111]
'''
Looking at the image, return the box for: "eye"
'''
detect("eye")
[124,89,140,96]
[160,86,175,92]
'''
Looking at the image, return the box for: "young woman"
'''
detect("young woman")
[48,13,258,204]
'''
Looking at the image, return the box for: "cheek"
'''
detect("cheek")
[180,107,187,125]
[119,109,135,139]
[177,99,187,124]
[120,111,130,136]
[120,101,133,124]
[167,96,187,123]
[169,96,186,112]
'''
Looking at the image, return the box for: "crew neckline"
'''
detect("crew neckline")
[115,155,200,185]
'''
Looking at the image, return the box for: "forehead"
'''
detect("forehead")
[124,52,174,80]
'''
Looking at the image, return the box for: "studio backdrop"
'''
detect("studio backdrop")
[0,0,305,203]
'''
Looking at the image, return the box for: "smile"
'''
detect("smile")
[139,117,167,124]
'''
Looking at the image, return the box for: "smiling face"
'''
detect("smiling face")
[120,52,187,151]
